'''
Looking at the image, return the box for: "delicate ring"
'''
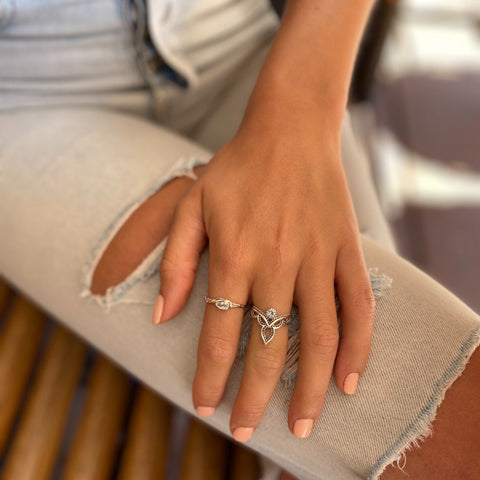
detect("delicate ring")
[203,296,246,310]
[251,306,292,345]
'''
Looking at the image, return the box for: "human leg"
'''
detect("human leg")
[90,164,207,296]
[65,111,480,480]
[280,344,480,480]
[380,345,480,479]
[1,108,479,480]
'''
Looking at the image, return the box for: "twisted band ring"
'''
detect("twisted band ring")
[203,296,246,310]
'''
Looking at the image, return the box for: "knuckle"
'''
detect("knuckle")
[252,347,285,377]
[307,323,339,353]
[306,237,322,258]
[213,236,251,276]
[173,193,191,219]
[298,390,327,412]
[194,382,224,402]
[199,334,236,366]
[302,234,331,266]
[337,220,358,242]
[353,285,376,319]
[159,254,178,277]
[235,402,266,423]
[268,227,297,273]
[159,254,194,281]
[215,249,248,276]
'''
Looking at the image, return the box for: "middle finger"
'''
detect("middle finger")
[230,269,295,442]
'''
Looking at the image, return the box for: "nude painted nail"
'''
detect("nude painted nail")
[152,295,164,325]
[344,372,359,395]
[196,406,215,417]
[232,427,254,442]
[293,419,313,438]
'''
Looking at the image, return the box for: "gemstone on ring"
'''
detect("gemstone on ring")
[266,308,277,320]
[215,300,230,310]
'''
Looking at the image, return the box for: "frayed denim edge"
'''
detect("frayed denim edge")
[369,324,480,480]
[80,154,212,312]
[235,268,393,389]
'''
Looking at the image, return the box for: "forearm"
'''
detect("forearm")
[242,0,376,133]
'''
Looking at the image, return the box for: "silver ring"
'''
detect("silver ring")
[203,296,246,310]
[251,306,292,345]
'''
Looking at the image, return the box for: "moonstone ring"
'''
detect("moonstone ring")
[251,306,292,345]
[203,296,246,310]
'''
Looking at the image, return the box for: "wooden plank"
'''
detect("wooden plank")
[229,444,260,480]
[0,296,46,456]
[179,418,229,480]
[1,323,88,480]
[117,386,173,480]
[0,279,10,315]
[61,356,132,480]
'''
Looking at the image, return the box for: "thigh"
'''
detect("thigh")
[381,345,480,479]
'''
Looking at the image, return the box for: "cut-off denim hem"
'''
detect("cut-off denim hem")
[1,105,479,480]
[369,325,480,479]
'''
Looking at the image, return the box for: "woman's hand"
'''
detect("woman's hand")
[152,0,377,441]
[152,100,375,441]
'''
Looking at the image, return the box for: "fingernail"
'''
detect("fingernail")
[344,372,359,395]
[152,295,164,325]
[196,406,215,417]
[232,427,254,442]
[293,419,313,438]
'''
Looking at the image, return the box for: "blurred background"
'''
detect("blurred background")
[350,0,480,314]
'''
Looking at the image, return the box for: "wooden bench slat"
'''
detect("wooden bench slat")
[179,418,229,480]
[0,296,46,456]
[1,323,88,480]
[0,280,10,315]
[0,286,265,480]
[61,356,132,480]
[229,444,261,480]
[117,386,173,480]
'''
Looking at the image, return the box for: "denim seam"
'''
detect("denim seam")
[80,153,211,312]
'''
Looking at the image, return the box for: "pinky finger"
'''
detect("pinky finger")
[334,242,375,395]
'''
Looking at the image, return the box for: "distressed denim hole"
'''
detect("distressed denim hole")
[80,155,211,312]
[89,164,206,296]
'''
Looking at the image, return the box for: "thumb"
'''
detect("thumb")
[152,185,207,324]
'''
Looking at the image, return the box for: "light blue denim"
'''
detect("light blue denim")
[1,2,479,479]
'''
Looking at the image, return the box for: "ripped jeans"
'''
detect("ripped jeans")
[1,105,479,480]
[6,2,480,478]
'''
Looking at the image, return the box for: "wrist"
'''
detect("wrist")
[238,77,345,148]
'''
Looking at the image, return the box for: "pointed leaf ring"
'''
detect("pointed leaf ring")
[251,306,292,345]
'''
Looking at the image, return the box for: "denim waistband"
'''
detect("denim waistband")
[0,0,151,113]
[122,0,188,89]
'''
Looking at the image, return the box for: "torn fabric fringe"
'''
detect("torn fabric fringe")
[79,154,211,312]
[235,268,393,388]
[369,325,480,479]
